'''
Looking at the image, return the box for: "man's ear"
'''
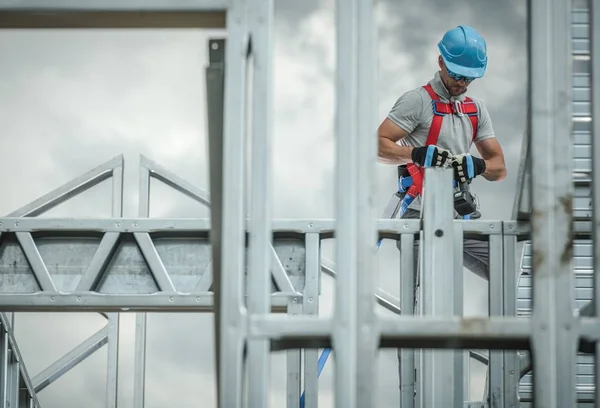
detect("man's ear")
[438,55,443,69]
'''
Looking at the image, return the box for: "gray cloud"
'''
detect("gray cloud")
[0,0,527,407]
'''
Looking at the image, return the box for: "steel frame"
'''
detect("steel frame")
[0,0,596,407]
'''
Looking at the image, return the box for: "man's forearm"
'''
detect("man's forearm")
[482,155,507,181]
[378,138,414,165]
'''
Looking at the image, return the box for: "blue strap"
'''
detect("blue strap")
[398,176,413,193]
[400,194,415,217]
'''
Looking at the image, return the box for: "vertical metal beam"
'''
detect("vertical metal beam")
[205,34,226,408]
[398,233,415,408]
[529,0,576,407]
[453,222,466,407]
[106,162,124,408]
[105,313,119,408]
[420,168,455,407]
[133,164,150,408]
[333,0,359,405]
[355,0,378,407]
[303,233,321,407]
[217,0,249,406]
[502,228,520,407]
[488,233,504,407]
[590,0,600,402]
[247,0,274,405]
[286,298,302,408]
[0,329,7,408]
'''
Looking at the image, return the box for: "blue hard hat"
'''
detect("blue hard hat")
[438,25,488,79]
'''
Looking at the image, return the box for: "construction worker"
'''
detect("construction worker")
[378,25,506,282]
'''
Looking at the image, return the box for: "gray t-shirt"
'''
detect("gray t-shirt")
[386,71,496,212]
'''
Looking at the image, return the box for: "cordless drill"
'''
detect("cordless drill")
[453,180,478,217]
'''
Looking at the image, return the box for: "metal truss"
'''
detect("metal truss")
[0,153,526,407]
[0,0,597,408]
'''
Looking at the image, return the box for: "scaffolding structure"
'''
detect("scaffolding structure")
[0,0,598,407]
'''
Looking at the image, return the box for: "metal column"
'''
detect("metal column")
[418,168,456,407]
[246,0,275,406]
[529,0,577,407]
[590,0,600,403]
[332,0,378,407]
[217,0,248,406]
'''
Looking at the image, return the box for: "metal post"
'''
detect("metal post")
[134,164,150,408]
[590,0,600,402]
[106,145,124,408]
[529,0,576,406]
[205,36,226,408]
[399,233,415,408]
[355,0,378,407]
[502,227,520,406]
[333,0,359,405]
[302,233,321,407]
[453,221,466,407]
[419,168,455,407]
[247,0,274,405]
[217,0,249,406]
[488,230,504,407]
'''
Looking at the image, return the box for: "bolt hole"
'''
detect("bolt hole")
[435,229,443,237]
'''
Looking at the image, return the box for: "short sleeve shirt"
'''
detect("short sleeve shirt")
[387,71,496,154]
[386,71,496,212]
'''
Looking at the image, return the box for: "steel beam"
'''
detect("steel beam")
[0,0,227,28]
[529,1,577,408]
[590,0,600,402]
[418,168,457,407]
[246,0,275,405]
[216,1,248,406]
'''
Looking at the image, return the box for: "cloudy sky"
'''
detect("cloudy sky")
[0,0,528,406]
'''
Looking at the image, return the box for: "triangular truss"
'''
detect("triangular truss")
[0,153,311,404]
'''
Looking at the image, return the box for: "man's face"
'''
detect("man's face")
[438,56,474,96]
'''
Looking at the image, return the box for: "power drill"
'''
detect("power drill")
[453,180,478,217]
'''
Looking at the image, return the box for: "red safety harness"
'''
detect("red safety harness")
[404,84,479,199]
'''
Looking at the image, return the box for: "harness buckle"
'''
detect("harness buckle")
[454,100,464,117]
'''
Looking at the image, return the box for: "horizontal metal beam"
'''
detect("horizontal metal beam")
[0,0,228,28]
[0,0,227,10]
[0,293,296,313]
[249,315,533,350]
[0,13,226,28]
[0,217,511,238]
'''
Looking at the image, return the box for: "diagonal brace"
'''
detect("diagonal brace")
[32,325,108,393]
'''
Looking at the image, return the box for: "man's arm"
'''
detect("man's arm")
[377,118,414,165]
[475,137,507,181]
[378,90,424,164]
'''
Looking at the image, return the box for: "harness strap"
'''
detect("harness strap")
[422,84,479,144]
[422,84,445,146]
[400,84,480,208]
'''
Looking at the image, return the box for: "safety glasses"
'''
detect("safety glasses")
[446,68,476,83]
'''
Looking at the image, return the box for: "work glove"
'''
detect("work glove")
[411,145,452,168]
[452,153,486,183]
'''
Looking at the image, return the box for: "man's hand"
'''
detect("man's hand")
[452,153,486,183]
[411,145,452,168]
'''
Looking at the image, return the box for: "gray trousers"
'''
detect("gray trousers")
[396,208,490,392]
